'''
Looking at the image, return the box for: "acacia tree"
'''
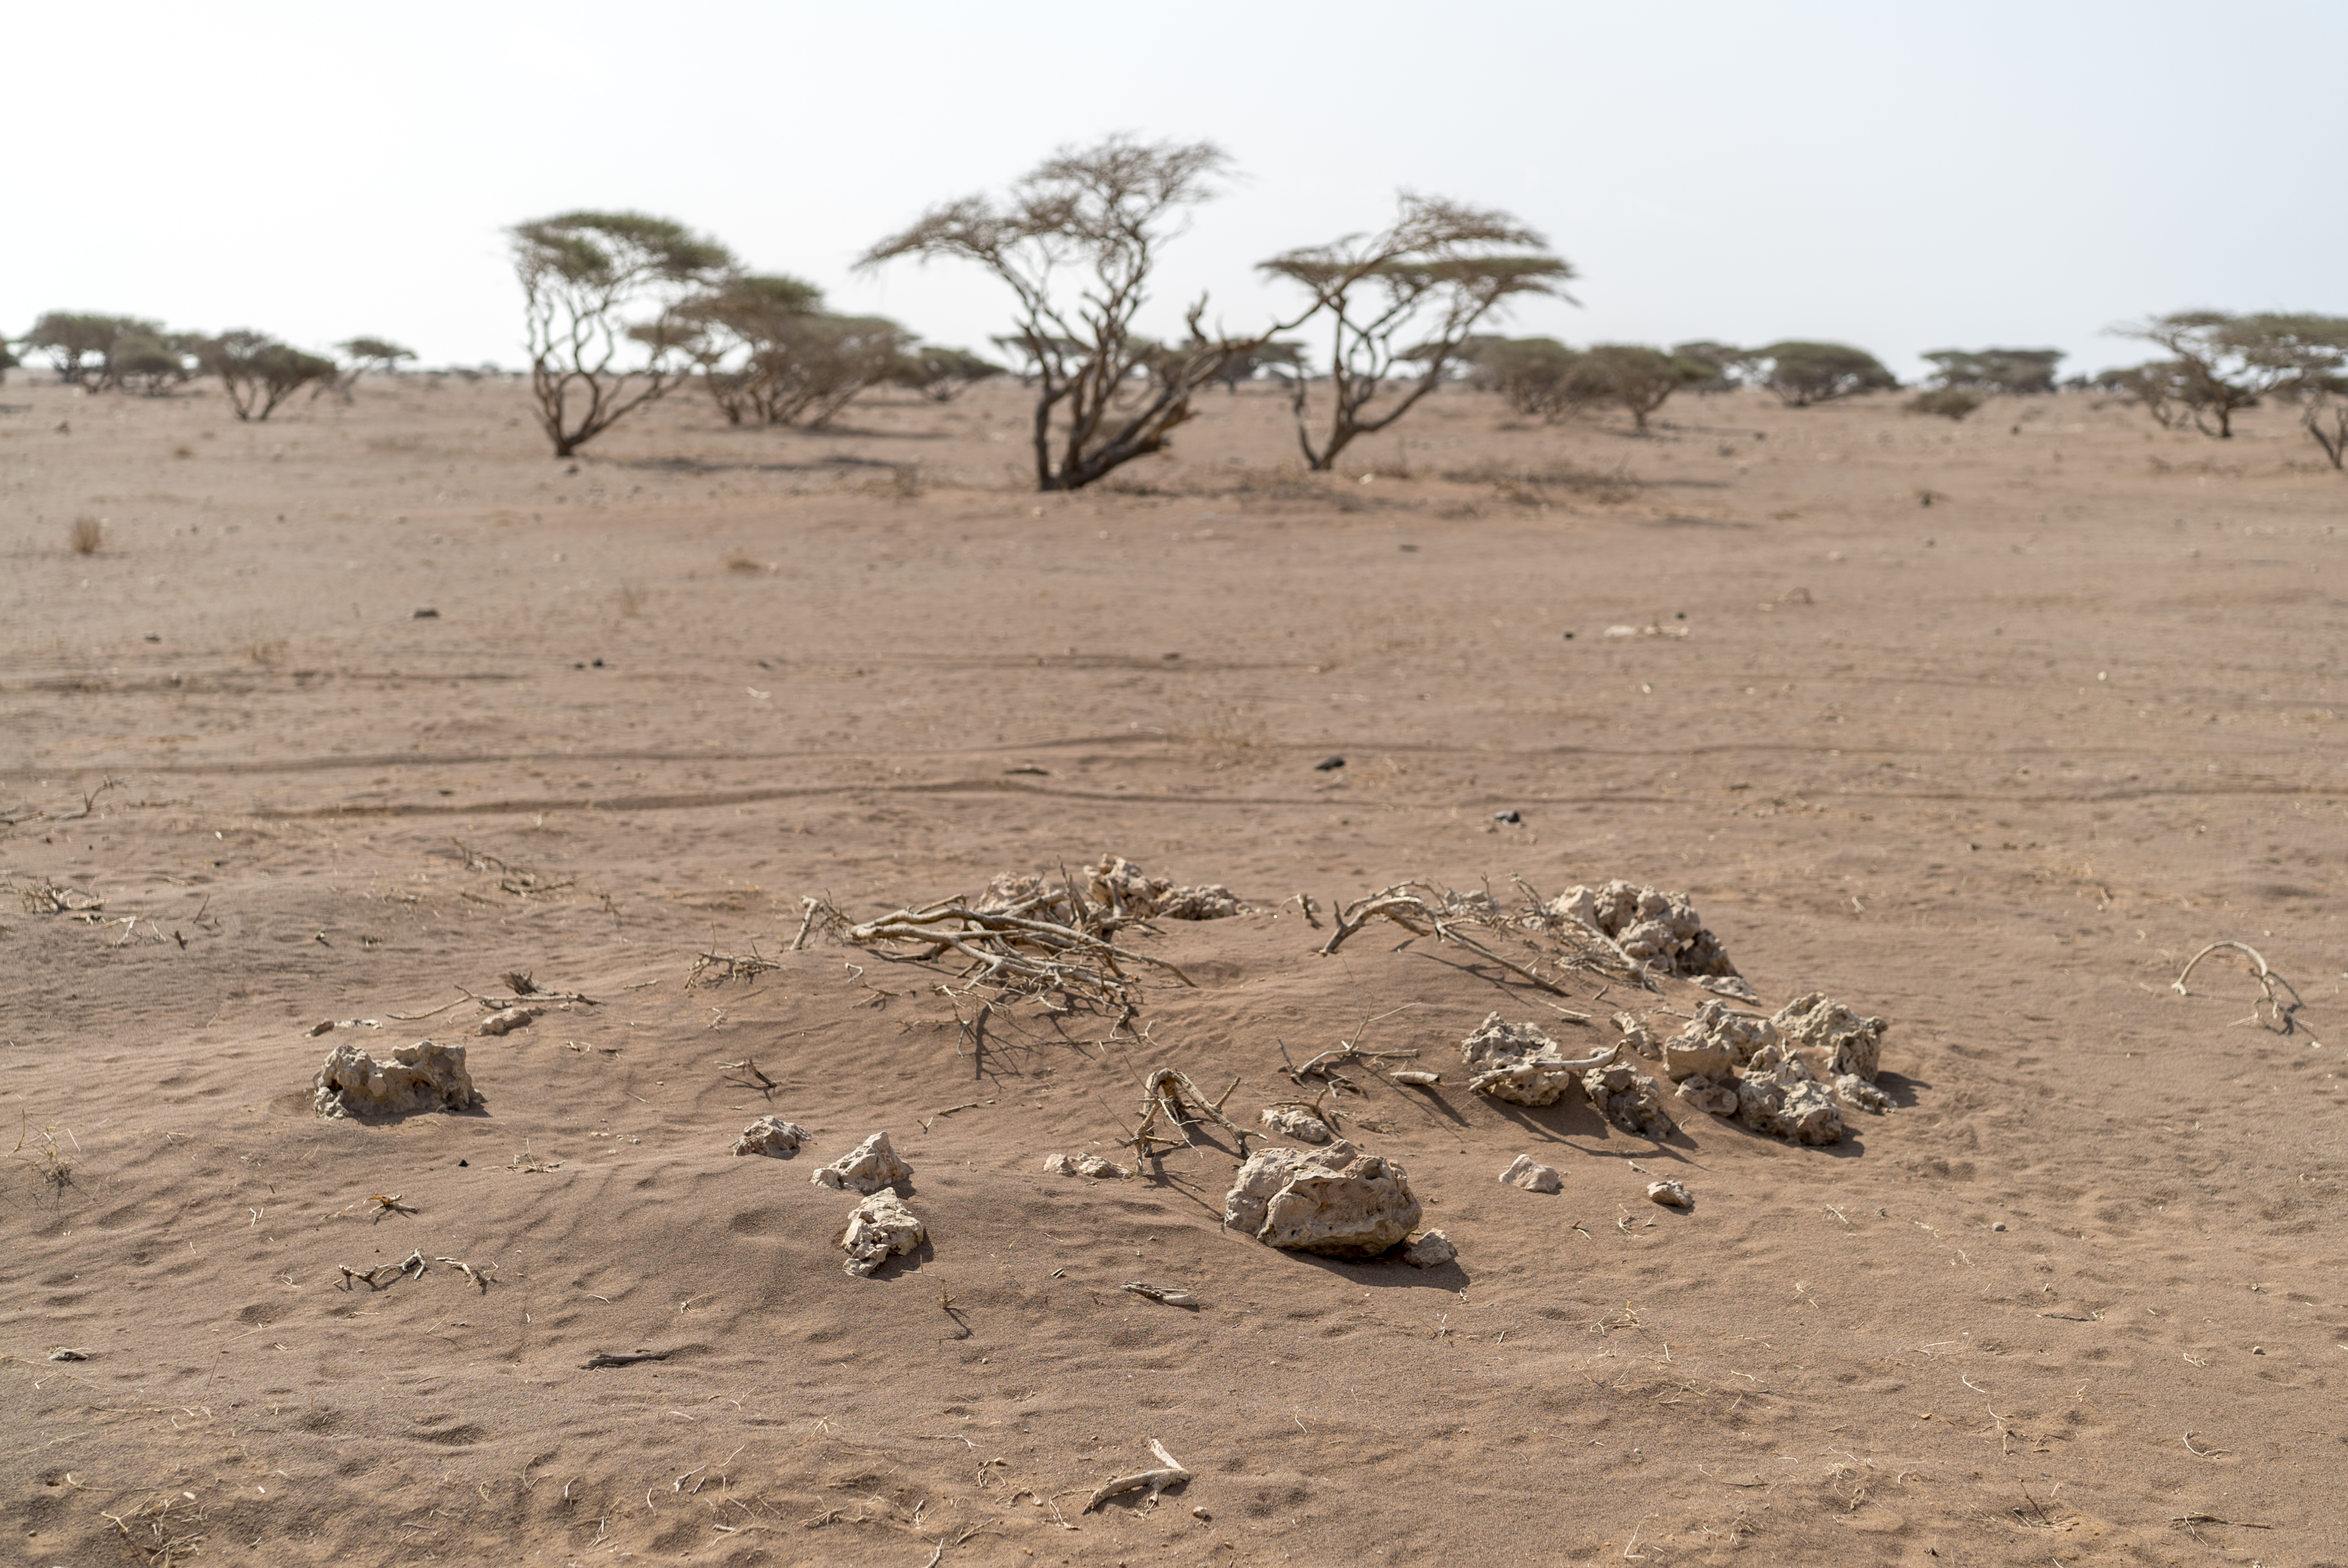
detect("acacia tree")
[860,135,1273,491]
[1465,336,1595,421]
[894,345,1003,401]
[510,211,734,458]
[1921,347,2064,395]
[1745,341,1898,406]
[1260,195,1573,470]
[671,274,823,424]
[195,331,337,420]
[1579,343,1709,431]
[2110,311,2348,438]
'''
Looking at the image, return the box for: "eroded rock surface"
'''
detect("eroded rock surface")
[1733,1046,1846,1146]
[1043,1151,1132,1179]
[1773,992,1888,1082]
[1662,999,1778,1082]
[1582,1060,1672,1137]
[1259,1106,1333,1144]
[1461,1013,1611,1106]
[1675,1075,1740,1117]
[811,1131,912,1193]
[733,1116,807,1157]
[1647,1180,1693,1209]
[1551,880,1737,976]
[313,1040,482,1119]
[1223,1141,1422,1256]
[840,1192,924,1277]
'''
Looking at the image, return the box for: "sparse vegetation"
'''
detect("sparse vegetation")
[861,135,1278,491]
[1260,194,1574,469]
[2300,378,2348,470]
[197,331,338,420]
[511,210,735,457]
[1575,343,1711,431]
[1745,341,1899,406]
[1921,347,2064,395]
[893,345,1004,402]
[1906,386,1983,420]
[2108,311,2348,439]
[68,515,104,554]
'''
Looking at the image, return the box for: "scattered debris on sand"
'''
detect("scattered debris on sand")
[1259,1104,1335,1143]
[312,1040,483,1119]
[1500,1154,1563,1193]
[1550,880,1738,976]
[840,1190,924,1277]
[732,1116,808,1157]
[1120,1281,1199,1307]
[1223,1141,1423,1256]
[811,1131,912,1193]
[1647,992,1894,1139]
[1043,1151,1131,1179]
[1461,1013,1616,1105]
[1403,1230,1456,1267]
[1646,1179,1693,1209]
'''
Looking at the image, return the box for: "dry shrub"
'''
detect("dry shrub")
[616,582,647,616]
[724,552,771,575]
[246,638,287,666]
[1442,457,1636,505]
[68,515,104,555]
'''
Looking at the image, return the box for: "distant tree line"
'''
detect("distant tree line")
[2,312,416,421]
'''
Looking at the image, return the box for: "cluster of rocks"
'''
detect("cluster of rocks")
[977,855,1241,925]
[1551,880,1737,977]
[1459,1012,1669,1136]
[1645,993,1891,1146]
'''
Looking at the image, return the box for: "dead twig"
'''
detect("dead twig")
[437,1257,495,1292]
[2172,941,2308,1035]
[1121,1282,1201,1308]
[583,1350,672,1369]
[1083,1437,1191,1512]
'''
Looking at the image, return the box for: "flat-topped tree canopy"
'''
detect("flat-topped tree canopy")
[1259,193,1573,469]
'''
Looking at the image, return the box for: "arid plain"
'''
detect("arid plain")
[3,373,2345,1566]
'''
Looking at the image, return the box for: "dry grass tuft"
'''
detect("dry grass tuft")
[616,582,647,616]
[68,515,104,555]
[246,638,287,666]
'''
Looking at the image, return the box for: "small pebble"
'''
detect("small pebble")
[1992,1221,2007,1231]
[1192,1507,1211,1520]
[1492,809,1521,823]
[412,607,439,618]
[456,1159,468,1167]
[1314,756,1345,771]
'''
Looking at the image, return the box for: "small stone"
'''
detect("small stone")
[1403,1230,1456,1268]
[810,1131,912,1193]
[1314,756,1346,771]
[1500,1154,1562,1194]
[840,1191,924,1277]
[476,1005,539,1036]
[412,606,439,618]
[733,1116,808,1158]
[1259,1105,1333,1144]
[1992,1221,2007,1232]
[1646,1180,1693,1210]
[1192,1506,1212,1520]
[1391,1070,1441,1086]
[1492,809,1522,823]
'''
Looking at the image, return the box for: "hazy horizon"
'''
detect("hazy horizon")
[9,1,2342,383]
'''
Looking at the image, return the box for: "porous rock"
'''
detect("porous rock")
[1500,1154,1563,1194]
[840,1192,924,1277]
[1043,1151,1132,1179]
[1461,1013,1605,1106]
[732,1116,807,1157]
[1551,879,1737,977]
[1223,1140,1422,1257]
[1259,1106,1333,1144]
[1662,999,1778,1082]
[1582,1060,1672,1138]
[1772,992,1888,1082]
[1612,1012,1662,1060]
[1733,1046,1846,1146]
[1675,1075,1740,1117]
[1834,1074,1891,1113]
[1403,1230,1456,1268]
[810,1131,912,1193]
[1646,1180,1693,1210]
[313,1039,482,1119]
[477,1006,539,1037]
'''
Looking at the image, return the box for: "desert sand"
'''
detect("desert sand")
[3,372,2344,1566]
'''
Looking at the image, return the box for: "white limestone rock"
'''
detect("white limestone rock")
[312,1040,482,1119]
[1675,1075,1740,1117]
[1772,992,1888,1082]
[1551,879,1738,977]
[1223,1140,1422,1257]
[1662,999,1779,1082]
[1042,1151,1132,1178]
[810,1131,912,1194]
[1461,1013,1611,1106]
[1403,1230,1456,1268]
[1733,1046,1846,1146]
[733,1116,808,1157]
[1500,1154,1563,1194]
[1259,1105,1334,1144]
[1582,1060,1672,1138]
[1646,1179,1693,1210]
[840,1191,924,1277]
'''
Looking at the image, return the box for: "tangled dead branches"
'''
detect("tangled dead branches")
[1315,878,1652,993]
[1125,1066,1245,1156]
[794,894,1192,1008]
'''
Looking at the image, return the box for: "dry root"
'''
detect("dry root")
[2172,941,2308,1035]
[1126,1067,1245,1155]
[796,892,1191,1009]
[1316,878,1655,993]
[1083,1438,1192,1513]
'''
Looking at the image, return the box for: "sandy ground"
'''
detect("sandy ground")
[2,370,2345,1567]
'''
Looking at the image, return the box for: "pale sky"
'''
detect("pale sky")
[9,1,2341,381]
